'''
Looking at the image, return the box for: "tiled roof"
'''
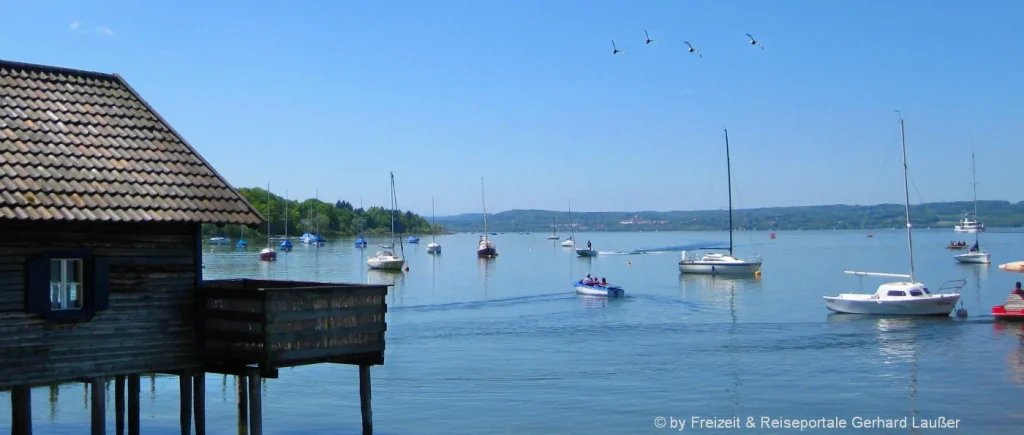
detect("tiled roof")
[0,59,263,225]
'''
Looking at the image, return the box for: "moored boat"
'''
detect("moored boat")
[208,236,231,245]
[407,236,420,244]
[367,250,404,270]
[354,237,368,247]
[573,280,624,297]
[427,197,441,254]
[258,247,277,261]
[575,247,597,257]
[477,177,497,258]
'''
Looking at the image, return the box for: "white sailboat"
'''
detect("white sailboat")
[477,177,497,258]
[954,152,990,264]
[258,183,277,261]
[367,173,406,270]
[679,129,761,275]
[427,196,441,254]
[824,115,964,316]
[546,217,560,240]
[561,201,575,247]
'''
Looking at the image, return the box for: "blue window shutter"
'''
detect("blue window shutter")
[25,258,50,315]
[91,258,111,311]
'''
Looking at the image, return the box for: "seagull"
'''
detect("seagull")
[611,40,626,54]
[746,33,764,49]
[644,30,657,44]
[684,41,702,57]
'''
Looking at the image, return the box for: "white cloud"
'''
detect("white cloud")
[69,21,81,31]
[97,26,114,36]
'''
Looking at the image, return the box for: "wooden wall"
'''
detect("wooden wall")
[0,220,202,389]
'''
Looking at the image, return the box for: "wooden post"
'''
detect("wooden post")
[115,375,126,435]
[91,377,106,435]
[179,370,192,435]
[127,375,141,435]
[247,367,262,435]
[359,365,373,435]
[11,385,32,435]
[193,371,206,435]
[237,374,248,435]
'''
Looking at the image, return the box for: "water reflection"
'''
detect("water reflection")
[479,257,495,299]
[993,323,1024,384]
[873,318,920,433]
[578,295,608,309]
[368,269,405,306]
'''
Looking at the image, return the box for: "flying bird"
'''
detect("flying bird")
[611,40,626,54]
[684,41,702,57]
[644,30,657,44]
[746,33,764,49]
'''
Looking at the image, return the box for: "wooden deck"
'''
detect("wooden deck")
[200,279,388,374]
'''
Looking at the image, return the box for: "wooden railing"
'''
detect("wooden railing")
[200,279,388,371]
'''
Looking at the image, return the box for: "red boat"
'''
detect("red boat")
[995,262,1024,320]
[258,247,277,261]
[992,305,1024,320]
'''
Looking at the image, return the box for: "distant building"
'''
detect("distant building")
[619,214,668,225]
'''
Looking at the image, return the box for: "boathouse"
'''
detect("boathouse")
[0,59,388,434]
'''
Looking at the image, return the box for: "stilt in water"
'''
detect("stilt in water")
[180,369,193,435]
[12,384,32,435]
[360,365,373,435]
[128,375,141,435]
[115,375,126,435]
[91,377,106,435]
[194,370,207,435]
[237,374,249,435]
[247,367,263,435]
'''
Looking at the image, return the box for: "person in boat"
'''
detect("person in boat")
[600,277,607,286]
[586,240,592,250]
[582,274,595,285]
[1013,282,1024,297]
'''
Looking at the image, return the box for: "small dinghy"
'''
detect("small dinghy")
[573,280,624,297]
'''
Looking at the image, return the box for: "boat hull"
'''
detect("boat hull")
[954,226,984,234]
[561,240,574,247]
[258,250,277,261]
[546,235,559,240]
[823,295,959,316]
[477,247,497,258]
[575,248,597,257]
[678,261,760,275]
[954,252,990,264]
[574,281,624,297]
[427,243,441,254]
[367,258,405,270]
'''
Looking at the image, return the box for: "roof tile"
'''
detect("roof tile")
[0,59,261,225]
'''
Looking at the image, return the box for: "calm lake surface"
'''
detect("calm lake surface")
[5,229,1024,434]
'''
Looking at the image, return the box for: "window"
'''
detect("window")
[887,290,907,297]
[49,258,84,310]
[909,290,923,296]
[922,288,931,294]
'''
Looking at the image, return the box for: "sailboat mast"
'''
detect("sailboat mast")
[481,177,488,237]
[724,129,734,257]
[898,117,916,283]
[390,173,396,244]
[284,189,288,239]
[266,183,271,248]
[431,196,436,242]
[568,199,574,240]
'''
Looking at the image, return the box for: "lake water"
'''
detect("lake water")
[5,229,1024,434]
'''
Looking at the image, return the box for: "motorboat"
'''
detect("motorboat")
[576,247,597,257]
[824,116,964,316]
[208,236,231,245]
[679,251,762,275]
[824,275,962,316]
[574,280,624,297]
[954,213,984,233]
[407,236,420,244]
[367,250,405,270]
[946,241,967,250]
[258,247,277,261]
[678,129,762,276]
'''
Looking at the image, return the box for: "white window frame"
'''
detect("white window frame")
[50,258,84,311]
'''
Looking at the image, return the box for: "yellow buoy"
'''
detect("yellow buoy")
[754,270,762,278]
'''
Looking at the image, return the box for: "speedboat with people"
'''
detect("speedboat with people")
[576,240,597,257]
[574,274,624,297]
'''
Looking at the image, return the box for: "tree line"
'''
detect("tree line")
[201,187,442,238]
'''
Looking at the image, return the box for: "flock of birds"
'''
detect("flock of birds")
[611,30,764,56]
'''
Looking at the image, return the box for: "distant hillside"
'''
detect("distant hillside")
[434,201,1024,232]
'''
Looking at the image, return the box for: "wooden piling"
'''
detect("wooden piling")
[237,374,249,435]
[180,369,193,435]
[193,370,207,435]
[127,375,141,435]
[115,375,126,435]
[247,367,263,435]
[91,377,106,435]
[360,365,373,435]
[11,385,32,435]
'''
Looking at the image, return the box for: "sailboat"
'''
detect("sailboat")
[561,202,575,247]
[679,129,761,275]
[954,152,990,264]
[258,184,277,261]
[824,115,964,316]
[546,216,559,240]
[367,173,406,270]
[278,189,292,252]
[477,177,497,258]
[355,197,368,248]
[236,226,247,250]
[427,196,441,254]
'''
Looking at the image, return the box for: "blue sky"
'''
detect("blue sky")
[2,0,1022,216]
